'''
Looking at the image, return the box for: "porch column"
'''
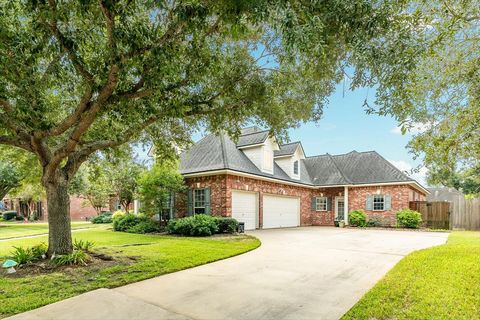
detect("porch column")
[133,200,139,215]
[344,186,349,225]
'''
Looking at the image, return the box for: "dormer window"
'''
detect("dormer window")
[293,160,299,175]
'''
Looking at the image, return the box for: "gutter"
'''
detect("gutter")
[181,169,429,194]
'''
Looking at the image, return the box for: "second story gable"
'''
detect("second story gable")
[236,127,279,175]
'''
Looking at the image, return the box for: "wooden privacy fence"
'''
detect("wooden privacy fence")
[450,196,480,231]
[410,201,450,229]
[410,197,480,230]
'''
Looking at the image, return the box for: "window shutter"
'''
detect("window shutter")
[366,195,373,211]
[204,188,211,215]
[385,195,392,210]
[187,189,193,216]
[311,197,317,211]
[327,197,332,211]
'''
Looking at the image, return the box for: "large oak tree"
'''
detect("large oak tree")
[0,0,412,254]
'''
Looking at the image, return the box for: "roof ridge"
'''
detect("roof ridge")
[280,141,301,146]
[219,134,229,168]
[329,154,352,184]
[239,129,269,137]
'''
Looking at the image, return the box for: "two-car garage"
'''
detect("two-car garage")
[231,190,300,230]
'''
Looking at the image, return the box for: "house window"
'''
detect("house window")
[373,195,385,211]
[194,189,206,214]
[293,160,299,175]
[316,197,327,211]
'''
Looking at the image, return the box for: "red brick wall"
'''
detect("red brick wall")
[69,196,102,221]
[41,196,104,222]
[183,174,345,227]
[348,185,426,226]
[182,174,426,228]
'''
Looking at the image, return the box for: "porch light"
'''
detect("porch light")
[2,259,18,274]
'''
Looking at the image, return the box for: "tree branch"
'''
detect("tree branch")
[0,135,32,152]
[46,0,94,83]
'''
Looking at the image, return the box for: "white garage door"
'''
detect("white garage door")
[232,191,258,230]
[263,195,300,229]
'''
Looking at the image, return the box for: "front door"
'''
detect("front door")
[335,197,345,220]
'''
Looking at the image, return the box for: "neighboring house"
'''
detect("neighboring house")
[2,195,102,221]
[427,187,464,202]
[178,127,428,230]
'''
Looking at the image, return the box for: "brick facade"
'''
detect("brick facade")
[180,173,427,227]
[348,185,426,226]
[4,195,104,222]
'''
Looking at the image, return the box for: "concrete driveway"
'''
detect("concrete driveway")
[9,227,448,320]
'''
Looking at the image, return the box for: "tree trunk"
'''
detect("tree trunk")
[45,180,72,255]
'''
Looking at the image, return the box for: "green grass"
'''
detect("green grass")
[0,228,260,318]
[0,222,99,240]
[343,231,480,320]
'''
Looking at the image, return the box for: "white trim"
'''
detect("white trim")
[335,196,345,220]
[183,170,318,188]
[344,187,349,225]
[182,170,429,194]
[273,154,293,159]
[237,142,265,149]
[315,196,328,211]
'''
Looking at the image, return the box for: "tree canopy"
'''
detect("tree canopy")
[0,161,22,200]
[363,0,480,186]
[0,0,420,254]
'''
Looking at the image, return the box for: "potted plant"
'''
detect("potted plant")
[338,220,345,228]
[334,219,340,227]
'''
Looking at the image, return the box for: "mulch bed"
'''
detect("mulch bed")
[1,252,134,278]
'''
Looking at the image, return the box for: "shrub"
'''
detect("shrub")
[349,210,367,227]
[10,246,35,264]
[113,213,140,231]
[126,220,162,234]
[53,250,91,266]
[168,215,219,236]
[215,217,239,233]
[2,211,17,221]
[366,217,382,227]
[91,212,112,224]
[112,213,163,234]
[396,209,422,228]
[73,239,95,252]
[9,243,48,265]
[112,210,126,220]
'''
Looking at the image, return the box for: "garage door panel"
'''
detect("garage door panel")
[232,191,258,230]
[263,195,299,229]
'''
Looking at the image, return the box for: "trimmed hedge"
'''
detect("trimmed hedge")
[215,217,239,233]
[91,212,112,224]
[2,211,17,221]
[168,215,239,237]
[349,210,367,227]
[396,209,422,228]
[113,213,162,234]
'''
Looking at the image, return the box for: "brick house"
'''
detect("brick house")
[177,127,427,229]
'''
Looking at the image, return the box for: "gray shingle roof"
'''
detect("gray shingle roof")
[236,130,269,148]
[180,133,313,185]
[274,142,301,157]
[180,133,417,187]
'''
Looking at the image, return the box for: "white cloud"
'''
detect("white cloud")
[391,122,429,135]
[388,159,428,186]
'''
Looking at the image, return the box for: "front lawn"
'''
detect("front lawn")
[0,228,260,318]
[0,222,99,240]
[343,231,480,319]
